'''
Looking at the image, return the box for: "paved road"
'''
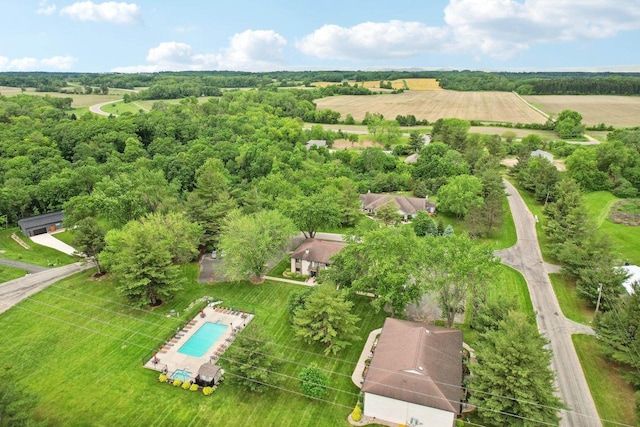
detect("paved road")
[495,179,601,427]
[89,99,121,117]
[0,258,49,273]
[0,262,93,315]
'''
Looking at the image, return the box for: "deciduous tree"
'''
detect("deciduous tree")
[298,363,329,399]
[73,217,106,274]
[218,210,296,283]
[436,174,483,220]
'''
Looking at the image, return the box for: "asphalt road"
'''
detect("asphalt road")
[89,99,121,116]
[0,258,49,273]
[495,179,601,427]
[0,262,93,315]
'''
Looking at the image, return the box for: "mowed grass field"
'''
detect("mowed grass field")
[524,95,640,128]
[315,91,548,124]
[0,265,387,427]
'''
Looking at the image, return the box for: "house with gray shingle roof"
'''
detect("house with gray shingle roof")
[362,318,463,426]
[305,139,327,149]
[359,193,435,221]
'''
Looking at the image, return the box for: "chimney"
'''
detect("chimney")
[305,249,310,255]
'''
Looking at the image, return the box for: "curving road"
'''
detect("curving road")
[495,179,601,426]
[89,99,121,116]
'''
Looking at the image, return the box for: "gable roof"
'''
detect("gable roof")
[404,153,420,164]
[290,239,346,264]
[359,193,436,215]
[531,149,554,161]
[362,318,462,414]
[17,211,64,229]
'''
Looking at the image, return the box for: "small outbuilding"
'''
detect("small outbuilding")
[17,211,64,237]
[195,363,223,387]
[531,149,554,162]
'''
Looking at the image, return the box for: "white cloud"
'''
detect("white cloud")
[297,0,640,61]
[146,42,193,64]
[113,29,287,72]
[60,1,141,24]
[217,29,287,68]
[0,55,76,71]
[297,20,450,61]
[37,0,57,15]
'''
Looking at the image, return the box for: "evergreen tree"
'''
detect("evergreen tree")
[222,326,281,393]
[469,311,564,426]
[292,285,360,355]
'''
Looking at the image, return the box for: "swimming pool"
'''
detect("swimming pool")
[178,321,228,357]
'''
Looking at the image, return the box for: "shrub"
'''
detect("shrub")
[352,405,362,422]
[299,363,329,399]
[364,358,371,366]
[182,381,191,390]
[158,374,168,383]
[202,386,214,396]
[172,379,182,387]
[189,383,199,391]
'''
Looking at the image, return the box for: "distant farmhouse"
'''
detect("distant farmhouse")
[290,239,346,277]
[18,211,64,237]
[305,139,327,149]
[360,192,436,221]
[531,149,554,162]
[362,318,463,426]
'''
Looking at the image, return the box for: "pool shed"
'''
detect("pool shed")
[195,363,223,387]
[18,211,64,237]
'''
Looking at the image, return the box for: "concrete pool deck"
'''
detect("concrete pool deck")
[144,305,254,381]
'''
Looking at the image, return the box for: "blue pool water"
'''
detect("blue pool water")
[171,368,191,382]
[178,321,228,357]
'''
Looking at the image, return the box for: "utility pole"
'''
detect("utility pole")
[594,283,603,315]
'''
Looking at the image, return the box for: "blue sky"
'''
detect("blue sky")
[1,0,639,72]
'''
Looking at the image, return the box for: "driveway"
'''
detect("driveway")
[29,233,77,256]
[496,179,601,426]
[89,99,121,116]
[0,262,93,314]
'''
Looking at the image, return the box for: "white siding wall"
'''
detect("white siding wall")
[290,258,296,273]
[290,258,311,275]
[364,393,455,427]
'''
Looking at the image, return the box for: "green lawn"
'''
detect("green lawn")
[572,335,637,426]
[460,264,533,347]
[584,191,640,265]
[0,263,387,426]
[0,265,27,283]
[549,273,594,325]
[51,230,76,247]
[0,228,76,267]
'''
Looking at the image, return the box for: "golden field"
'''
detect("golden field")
[315,90,548,124]
[524,95,640,128]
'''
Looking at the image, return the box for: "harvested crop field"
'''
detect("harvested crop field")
[315,90,547,124]
[313,78,441,91]
[0,86,120,107]
[524,95,640,128]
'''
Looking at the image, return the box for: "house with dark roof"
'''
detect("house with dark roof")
[362,318,463,426]
[17,211,64,237]
[360,193,436,221]
[290,239,346,277]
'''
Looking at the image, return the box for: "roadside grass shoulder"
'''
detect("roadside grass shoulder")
[0,265,27,283]
[0,264,386,426]
[549,273,593,325]
[0,228,76,267]
[572,335,637,426]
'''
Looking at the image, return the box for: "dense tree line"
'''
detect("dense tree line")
[4,70,640,96]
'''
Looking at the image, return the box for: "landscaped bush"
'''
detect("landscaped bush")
[182,381,191,390]
[364,358,371,366]
[172,379,182,387]
[352,405,362,422]
[158,374,168,383]
[189,383,199,391]
[202,386,214,396]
